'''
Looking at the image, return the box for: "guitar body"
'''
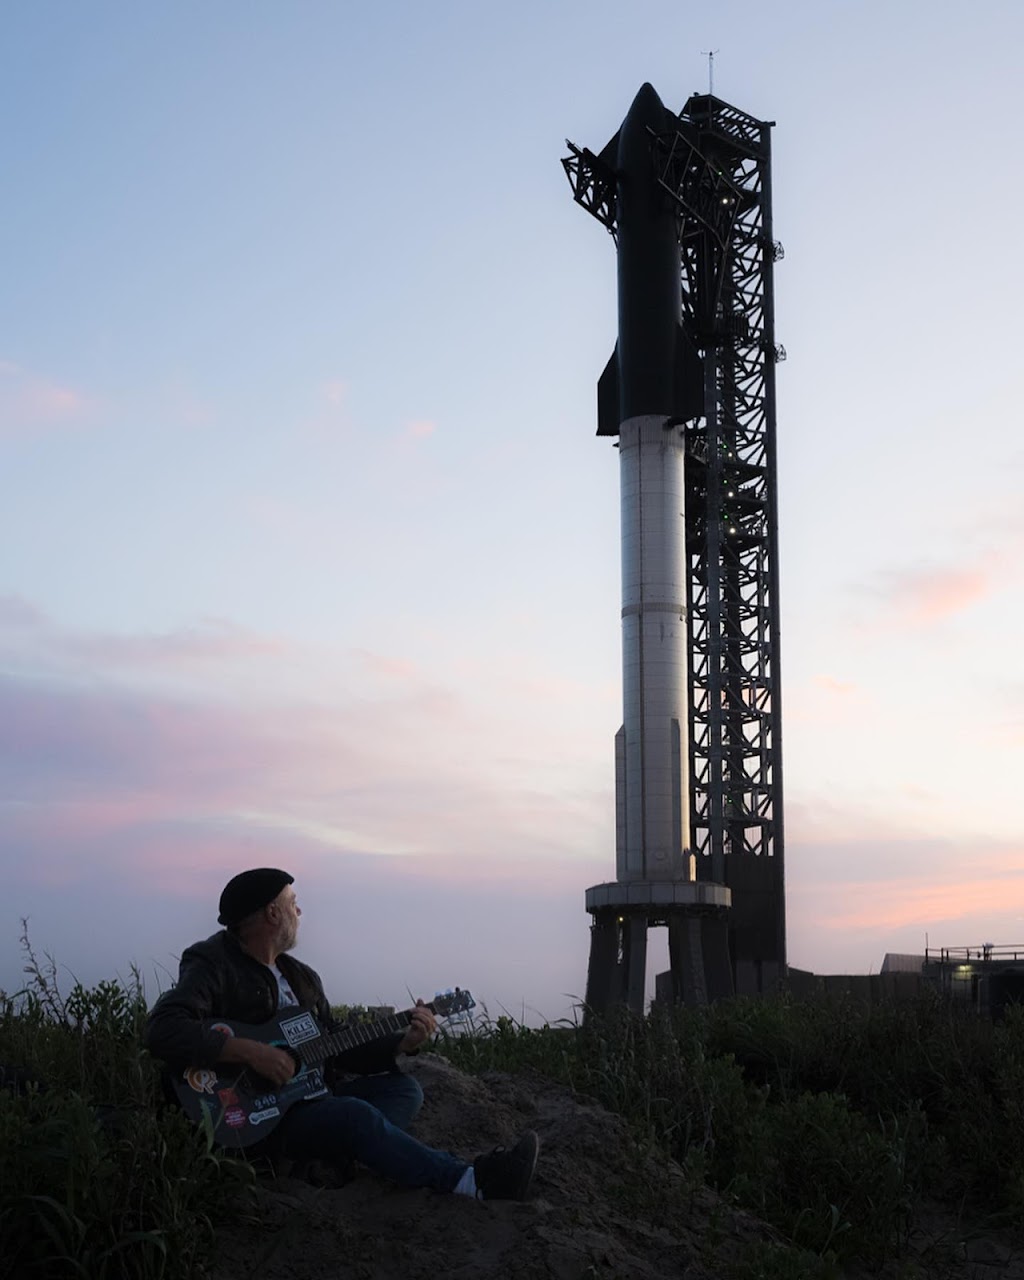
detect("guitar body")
[172,988,474,1149]
[173,1006,332,1148]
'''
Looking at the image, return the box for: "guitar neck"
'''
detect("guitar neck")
[297,1007,422,1065]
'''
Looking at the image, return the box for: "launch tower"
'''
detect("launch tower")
[564,87,786,1010]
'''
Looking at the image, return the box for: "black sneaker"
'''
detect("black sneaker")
[473,1130,539,1200]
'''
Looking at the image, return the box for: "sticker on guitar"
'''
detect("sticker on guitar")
[250,1106,281,1125]
[278,1011,320,1047]
[184,1067,217,1094]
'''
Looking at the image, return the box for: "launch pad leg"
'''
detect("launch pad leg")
[666,914,734,1006]
[668,916,706,1006]
[623,916,648,1014]
[584,911,620,1014]
[701,915,735,1002]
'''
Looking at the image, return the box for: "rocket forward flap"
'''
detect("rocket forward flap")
[597,131,620,173]
[673,323,704,424]
[597,345,619,437]
[597,324,704,436]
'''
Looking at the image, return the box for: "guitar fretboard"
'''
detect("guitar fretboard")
[298,1008,420,1064]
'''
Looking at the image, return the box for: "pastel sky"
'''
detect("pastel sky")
[2,2,1022,1022]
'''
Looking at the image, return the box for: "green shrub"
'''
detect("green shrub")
[0,932,253,1279]
[442,990,1014,1267]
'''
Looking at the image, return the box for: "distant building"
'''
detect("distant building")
[880,953,926,975]
[924,945,1024,1018]
[657,946,1024,1019]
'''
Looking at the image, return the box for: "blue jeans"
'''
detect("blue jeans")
[274,1070,469,1192]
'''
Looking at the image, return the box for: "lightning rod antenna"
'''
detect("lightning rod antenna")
[701,48,719,96]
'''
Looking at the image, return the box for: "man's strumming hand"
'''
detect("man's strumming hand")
[220,1036,296,1087]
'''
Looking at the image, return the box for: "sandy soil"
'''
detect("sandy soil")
[208,1053,1024,1280]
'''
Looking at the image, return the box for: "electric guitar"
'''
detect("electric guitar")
[173,988,475,1147]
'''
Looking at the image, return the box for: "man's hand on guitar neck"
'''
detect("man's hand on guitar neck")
[219,1036,297,1087]
[398,999,437,1054]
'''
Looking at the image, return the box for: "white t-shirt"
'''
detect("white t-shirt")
[269,963,299,1009]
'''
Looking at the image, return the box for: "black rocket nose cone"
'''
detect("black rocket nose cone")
[628,82,667,125]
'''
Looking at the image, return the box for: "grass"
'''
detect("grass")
[0,928,253,1279]
[441,994,1024,1268]
[2,933,1022,1277]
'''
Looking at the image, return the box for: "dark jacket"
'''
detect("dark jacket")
[145,931,403,1077]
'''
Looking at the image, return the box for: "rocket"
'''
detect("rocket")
[595,82,704,436]
[582,84,704,885]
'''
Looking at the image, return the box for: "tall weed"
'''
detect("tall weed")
[442,990,1016,1268]
[0,934,252,1279]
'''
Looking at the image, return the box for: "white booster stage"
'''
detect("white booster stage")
[615,415,692,883]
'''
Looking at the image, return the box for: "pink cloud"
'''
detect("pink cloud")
[812,674,856,695]
[67,618,289,669]
[0,600,288,675]
[784,801,1024,972]
[354,649,420,682]
[0,361,92,434]
[283,378,352,444]
[0,607,617,1013]
[864,558,996,627]
[402,419,436,440]
[813,872,1024,933]
[2,829,599,1021]
[162,386,217,428]
[0,656,609,880]
[785,673,870,728]
[323,379,347,407]
[0,595,47,629]
[0,674,610,1017]
[23,384,84,418]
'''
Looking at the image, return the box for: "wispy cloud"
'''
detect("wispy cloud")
[0,599,288,681]
[0,360,92,435]
[156,382,218,428]
[400,418,436,442]
[784,671,870,728]
[353,648,420,682]
[323,379,347,408]
[289,377,352,442]
[0,661,611,997]
[0,602,615,1014]
[67,619,288,669]
[812,674,856,696]
[0,595,48,629]
[0,604,611,879]
[856,552,1009,629]
[785,799,1024,972]
[812,870,1024,934]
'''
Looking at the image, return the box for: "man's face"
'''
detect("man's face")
[270,885,301,952]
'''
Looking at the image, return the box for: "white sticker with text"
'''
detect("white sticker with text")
[279,1012,320,1047]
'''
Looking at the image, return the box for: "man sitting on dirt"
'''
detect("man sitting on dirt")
[145,867,538,1200]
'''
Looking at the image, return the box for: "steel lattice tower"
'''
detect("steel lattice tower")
[564,88,786,1007]
[679,94,786,994]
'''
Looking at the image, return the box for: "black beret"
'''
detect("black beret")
[218,868,294,927]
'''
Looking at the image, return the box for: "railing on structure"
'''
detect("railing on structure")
[926,945,1024,964]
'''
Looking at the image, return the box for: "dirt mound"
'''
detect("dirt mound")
[208,1055,1024,1280]
[208,1052,774,1279]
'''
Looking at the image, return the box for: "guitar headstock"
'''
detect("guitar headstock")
[431,987,476,1018]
